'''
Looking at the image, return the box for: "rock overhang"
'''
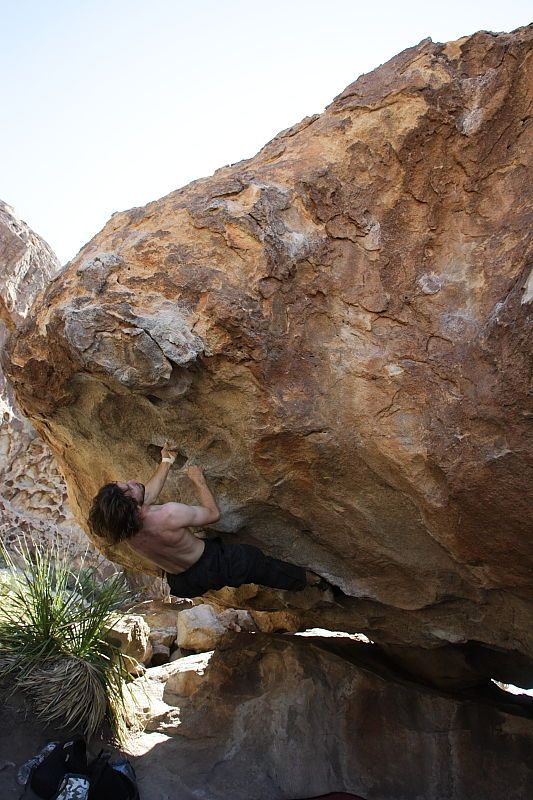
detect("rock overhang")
[2,26,533,684]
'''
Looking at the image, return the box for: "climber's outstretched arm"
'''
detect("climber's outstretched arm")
[184,465,221,525]
[144,444,178,505]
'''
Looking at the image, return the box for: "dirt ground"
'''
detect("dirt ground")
[0,692,207,800]
[0,693,57,799]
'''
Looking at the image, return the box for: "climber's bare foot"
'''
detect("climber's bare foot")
[305,570,322,586]
[305,571,334,593]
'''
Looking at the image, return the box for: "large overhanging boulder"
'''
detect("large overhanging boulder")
[3,28,533,680]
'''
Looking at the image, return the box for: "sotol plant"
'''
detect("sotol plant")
[0,541,138,741]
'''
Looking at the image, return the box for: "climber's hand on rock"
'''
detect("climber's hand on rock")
[161,443,179,462]
[185,465,205,483]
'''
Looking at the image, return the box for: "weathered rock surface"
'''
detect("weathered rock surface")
[0,201,107,573]
[116,598,300,665]
[176,602,273,652]
[150,643,171,666]
[127,598,190,653]
[0,402,89,563]
[106,613,153,669]
[3,28,533,682]
[177,604,228,652]
[162,650,212,698]
[128,633,533,800]
[0,201,60,330]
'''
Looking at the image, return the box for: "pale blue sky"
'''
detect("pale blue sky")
[2,0,531,263]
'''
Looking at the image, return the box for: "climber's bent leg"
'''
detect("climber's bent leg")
[220,540,308,591]
[166,538,307,598]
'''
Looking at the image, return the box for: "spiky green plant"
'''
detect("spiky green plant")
[0,540,138,741]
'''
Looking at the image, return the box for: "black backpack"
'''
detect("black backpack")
[88,749,139,800]
[18,737,139,800]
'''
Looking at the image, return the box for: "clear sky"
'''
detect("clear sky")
[1,0,531,264]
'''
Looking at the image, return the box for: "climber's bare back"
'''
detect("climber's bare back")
[129,503,206,574]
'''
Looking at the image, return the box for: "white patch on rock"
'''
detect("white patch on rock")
[431,628,467,644]
[362,219,381,251]
[386,363,404,377]
[459,107,484,136]
[135,302,205,367]
[417,273,443,295]
[456,69,501,137]
[439,311,479,340]
[62,299,204,389]
[295,628,372,643]
[522,267,533,304]
[281,230,312,260]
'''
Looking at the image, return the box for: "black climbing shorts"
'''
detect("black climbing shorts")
[166,538,307,598]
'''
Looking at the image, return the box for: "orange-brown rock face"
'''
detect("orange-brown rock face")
[4,29,533,674]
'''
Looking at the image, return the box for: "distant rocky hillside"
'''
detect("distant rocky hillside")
[0,202,105,571]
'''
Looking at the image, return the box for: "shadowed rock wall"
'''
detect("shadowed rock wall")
[130,633,533,800]
[3,28,533,678]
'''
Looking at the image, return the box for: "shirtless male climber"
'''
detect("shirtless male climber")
[89,443,324,598]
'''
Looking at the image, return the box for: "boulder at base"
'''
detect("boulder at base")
[128,633,533,800]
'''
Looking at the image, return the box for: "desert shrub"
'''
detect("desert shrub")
[0,541,137,741]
